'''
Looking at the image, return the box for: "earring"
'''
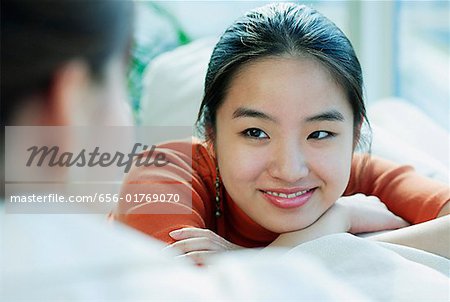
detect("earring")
[215,166,222,217]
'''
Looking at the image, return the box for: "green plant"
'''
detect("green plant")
[127,2,191,123]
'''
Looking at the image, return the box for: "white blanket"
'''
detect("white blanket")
[282,233,450,301]
[2,212,366,301]
[2,210,449,301]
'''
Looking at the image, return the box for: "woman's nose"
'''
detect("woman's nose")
[268,141,309,183]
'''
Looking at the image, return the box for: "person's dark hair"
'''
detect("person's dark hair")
[197,2,371,151]
[1,0,134,124]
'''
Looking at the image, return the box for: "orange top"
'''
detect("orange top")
[115,138,449,247]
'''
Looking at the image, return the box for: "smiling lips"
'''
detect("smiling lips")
[260,187,316,209]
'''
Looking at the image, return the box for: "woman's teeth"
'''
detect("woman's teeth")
[264,189,310,198]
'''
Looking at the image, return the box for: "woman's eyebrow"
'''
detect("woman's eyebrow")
[232,107,278,123]
[232,107,345,123]
[304,110,345,123]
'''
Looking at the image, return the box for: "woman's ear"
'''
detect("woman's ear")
[205,125,215,142]
[43,60,90,126]
[352,119,364,150]
[205,125,217,155]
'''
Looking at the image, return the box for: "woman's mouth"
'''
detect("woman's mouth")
[260,188,316,209]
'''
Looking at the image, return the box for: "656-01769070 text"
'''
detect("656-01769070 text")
[9,193,181,204]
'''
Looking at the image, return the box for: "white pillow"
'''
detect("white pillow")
[368,98,449,183]
[139,37,217,127]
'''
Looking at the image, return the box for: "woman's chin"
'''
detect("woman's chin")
[262,219,315,234]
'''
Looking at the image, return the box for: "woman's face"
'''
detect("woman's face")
[215,56,355,233]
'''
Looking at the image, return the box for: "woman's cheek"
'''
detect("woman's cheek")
[230,146,269,182]
[307,145,352,192]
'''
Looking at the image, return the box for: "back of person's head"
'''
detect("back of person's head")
[1,0,134,199]
[1,0,133,125]
[197,2,368,149]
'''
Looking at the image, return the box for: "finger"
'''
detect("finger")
[167,237,227,254]
[177,250,216,266]
[162,244,184,256]
[381,214,410,230]
[169,227,214,240]
[362,196,389,211]
[393,216,410,228]
[169,227,242,250]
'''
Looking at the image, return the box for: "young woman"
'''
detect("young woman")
[116,3,449,264]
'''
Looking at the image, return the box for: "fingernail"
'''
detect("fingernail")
[169,229,181,238]
[161,245,171,252]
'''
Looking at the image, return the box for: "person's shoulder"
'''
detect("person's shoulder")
[156,137,197,154]
[156,137,209,160]
[350,153,415,184]
[156,137,216,176]
[352,153,413,170]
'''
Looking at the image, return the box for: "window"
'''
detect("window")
[395,0,449,129]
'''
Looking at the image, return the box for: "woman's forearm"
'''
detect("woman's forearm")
[266,198,449,256]
[267,204,349,248]
[367,215,450,259]
[438,201,450,217]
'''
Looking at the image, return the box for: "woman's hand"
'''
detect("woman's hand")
[336,193,410,234]
[166,227,243,265]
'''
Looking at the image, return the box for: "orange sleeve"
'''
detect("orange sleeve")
[345,154,450,224]
[114,139,216,244]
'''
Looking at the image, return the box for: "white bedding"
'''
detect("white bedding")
[4,211,449,301]
[2,212,366,301]
[283,233,449,301]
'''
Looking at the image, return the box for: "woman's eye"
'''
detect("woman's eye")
[308,131,335,140]
[242,128,269,139]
